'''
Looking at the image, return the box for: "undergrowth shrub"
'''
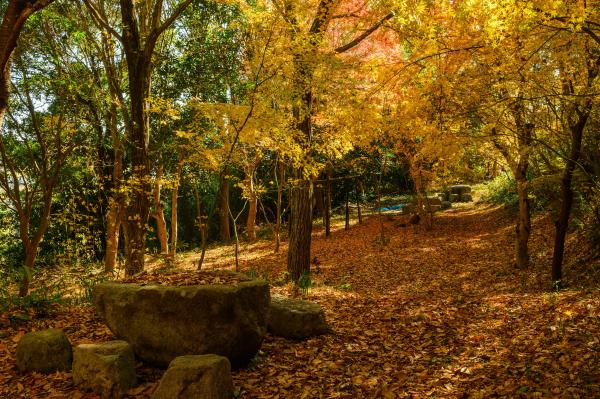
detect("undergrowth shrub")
[484,173,518,208]
[0,268,65,317]
[485,173,562,212]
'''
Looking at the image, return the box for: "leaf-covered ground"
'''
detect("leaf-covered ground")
[2,203,600,398]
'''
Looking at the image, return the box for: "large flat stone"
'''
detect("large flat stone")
[93,275,270,368]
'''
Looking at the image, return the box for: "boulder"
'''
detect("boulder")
[152,355,233,399]
[441,201,452,209]
[449,193,460,202]
[461,193,473,202]
[73,340,137,398]
[450,185,472,195]
[428,205,441,212]
[16,328,72,373]
[423,197,442,207]
[268,296,331,339]
[93,275,270,368]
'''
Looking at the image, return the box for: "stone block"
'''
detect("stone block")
[16,328,72,373]
[152,355,233,399]
[73,340,137,398]
[268,296,331,339]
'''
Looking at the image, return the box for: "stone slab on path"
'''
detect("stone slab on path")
[152,355,233,399]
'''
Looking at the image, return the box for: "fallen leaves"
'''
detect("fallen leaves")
[1,204,600,397]
[121,270,249,286]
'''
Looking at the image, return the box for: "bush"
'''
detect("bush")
[484,173,518,208]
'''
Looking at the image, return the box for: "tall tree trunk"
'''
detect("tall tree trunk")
[152,163,169,255]
[169,155,184,258]
[287,174,313,281]
[513,122,534,269]
[552,118,587,284]
[218,172,231,241]
[514,168,531,269]
[492,115,534,269]
[104,101,124,273]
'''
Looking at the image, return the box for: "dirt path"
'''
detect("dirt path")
[233,205,600,398]
[1,204,599,398]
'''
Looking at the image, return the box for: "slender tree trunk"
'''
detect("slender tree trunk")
[18,246,37,297]
[356,178,363,224]
[152,163,169,255]
[245,171,257,241]
[218,173,231,241]
[513,123,534,269]
[275,158,283,253]
[552,120,586,284]
[169,155,184,258]
[247,193,257,240]
[104,99,124,272]
[193,186,207,270]
[345,190,350,230]
[325,168,332,237]
[104,200,123,273]
[314,181,324,219]
[17,195,52,297]
[492,117,534,269]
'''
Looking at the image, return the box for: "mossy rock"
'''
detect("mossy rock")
[93,273,270,368]
[16,328,72,373]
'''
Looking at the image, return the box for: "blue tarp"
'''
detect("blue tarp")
[376,204,405,212]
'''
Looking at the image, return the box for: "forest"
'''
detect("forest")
[1,0,600,397]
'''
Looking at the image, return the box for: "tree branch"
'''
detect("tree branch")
[335,12,394,54]
[82,0,123,43]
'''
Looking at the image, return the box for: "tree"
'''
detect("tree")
[265,0,394,281]
[0,0,55,130]
[83,0,193,275]
[0,47,76,296]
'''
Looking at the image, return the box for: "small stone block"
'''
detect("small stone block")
[73,340,137,398]
[268,296,331,339]
[461,193,473,202]
[16,328,72,373]
[449,194,460,202]
[450,185,472,195]
[152,355,233,399]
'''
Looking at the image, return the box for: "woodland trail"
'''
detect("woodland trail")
[231,204,600,398]
[1,204,600,398]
